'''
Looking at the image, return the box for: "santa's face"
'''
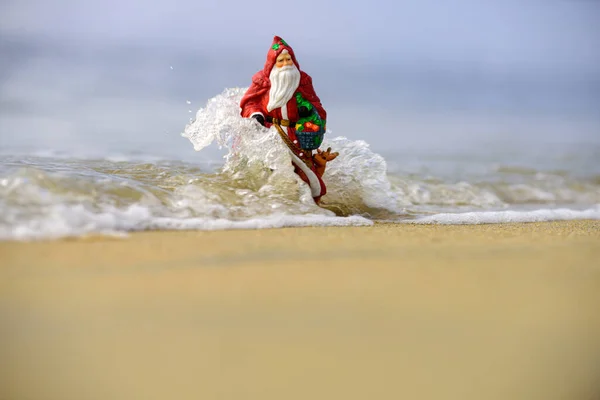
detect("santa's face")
[267,51,300,112]
[275,52,294,68]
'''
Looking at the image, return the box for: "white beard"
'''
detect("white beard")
[266,64,301,112]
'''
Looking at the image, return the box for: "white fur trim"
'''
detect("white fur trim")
[250,112,264,119]
[289,152,321,197]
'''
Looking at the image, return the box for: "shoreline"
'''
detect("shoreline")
[1,220,599,400]
[2,216,599,243]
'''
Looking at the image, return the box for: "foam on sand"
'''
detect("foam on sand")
[408,206,600,224]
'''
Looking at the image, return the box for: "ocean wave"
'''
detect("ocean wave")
[1,87,599,240]
[1,160,599,240]
[388,173,600,207]
[0,158,378,240]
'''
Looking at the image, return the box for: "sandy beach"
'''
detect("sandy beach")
[1,220,599,400]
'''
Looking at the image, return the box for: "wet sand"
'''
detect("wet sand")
[1,221,600,400]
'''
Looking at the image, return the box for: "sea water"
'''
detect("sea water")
[1,88,599,240]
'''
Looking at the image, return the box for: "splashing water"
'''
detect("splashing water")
[182,88,401,218]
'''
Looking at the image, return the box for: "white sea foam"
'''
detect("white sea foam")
[0,203,373,241]
[406,206,600,225]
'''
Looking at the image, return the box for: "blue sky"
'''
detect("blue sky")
[1,0,599,158]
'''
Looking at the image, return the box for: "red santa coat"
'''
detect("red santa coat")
[239,36,328,200]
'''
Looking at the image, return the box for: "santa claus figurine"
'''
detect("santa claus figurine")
[240,36,338,204]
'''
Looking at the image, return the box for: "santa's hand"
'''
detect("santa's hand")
[314,147,339,166]
[252,114,265,126]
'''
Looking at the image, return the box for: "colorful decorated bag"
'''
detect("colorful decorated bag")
[294,93,325,150]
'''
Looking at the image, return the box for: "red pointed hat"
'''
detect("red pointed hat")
[263,36,300,75]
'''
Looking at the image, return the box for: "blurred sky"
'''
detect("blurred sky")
[1,0,599,159]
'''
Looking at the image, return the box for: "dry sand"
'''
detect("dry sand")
[1,221,600,400]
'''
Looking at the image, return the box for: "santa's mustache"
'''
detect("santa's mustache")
[277,65,295,72]
[270,65,299,86]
